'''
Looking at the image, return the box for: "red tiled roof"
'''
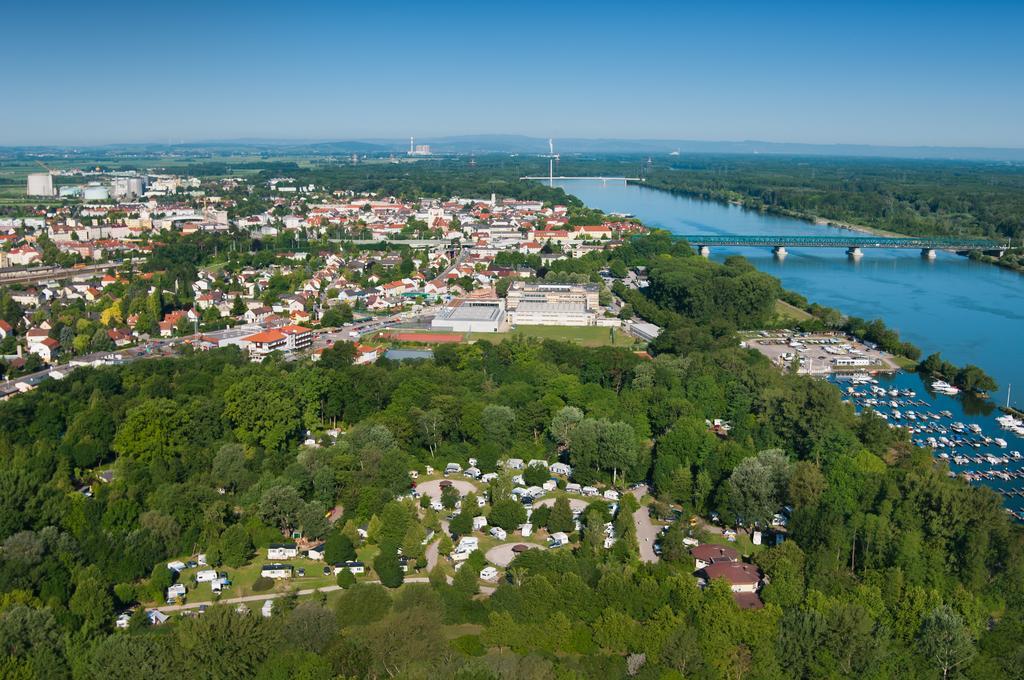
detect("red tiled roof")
[700,561,761,586]
[691,544,739,563]
[243,330,286,344]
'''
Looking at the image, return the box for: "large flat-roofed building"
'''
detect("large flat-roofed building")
[27,173,55,197]
[504,281,601,326]
[505,281,600,311]
[508,301,595,326]
[431,298,506,333]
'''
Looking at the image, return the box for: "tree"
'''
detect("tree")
[323,531,356,564]
[449,512,473,537]
[219,524,252,568]
[547,496,574,534]
[787,460,826,509]
[319,304,353,327]
[374,550,404,588]
[69,568,114,635]
[919,605,976,680]
[550,406,583,449]
[489,498,527,531]
[724,450,791,527]
[258,485,304,535]
[231,295,246,316]
[282,602,338,653]
[336,569,356,589]
[481,404,515,446]
[441,485,460,510]
[222,373,301,451]
[175,604,276,678]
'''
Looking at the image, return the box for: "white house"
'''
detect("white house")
[473,515,488,531]
[548,532,569,548]
[480,566,499,581]
[566,483,582,494]
[581,486,599,497]
[542,480,557,491]
[603,489,620,502]
[260,564,293,579]
[195,569,218,583]
[550,462,572,476]
[307,544,326,560]
[115,612,131,629]
[490,526,507,541]
[167,560,186,572]
[505,458,524,470]
[520,523,533,537]
[261,600,274,618]
[166,583,186,601]
[267,544,298,560]
[332,561,365,575]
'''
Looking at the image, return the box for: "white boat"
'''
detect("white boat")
[931,380,960,395]
[994,438,1008,448]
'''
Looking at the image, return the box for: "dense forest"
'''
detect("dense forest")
[634,155,1024,244]
[0,233,1021,680]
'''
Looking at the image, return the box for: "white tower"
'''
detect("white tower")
[409,137,414,155]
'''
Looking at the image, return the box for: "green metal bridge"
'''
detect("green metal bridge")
[672,235,1005,259]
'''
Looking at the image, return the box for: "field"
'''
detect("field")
[772,299,814,322]
[467,325,636,348]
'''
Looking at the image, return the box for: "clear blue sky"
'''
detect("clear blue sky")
[3,0,1022,147]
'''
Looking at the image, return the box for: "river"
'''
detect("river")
[556,179,1024,515]
[555,180,1024,408]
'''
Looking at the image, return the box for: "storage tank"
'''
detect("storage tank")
[83,184,110,201]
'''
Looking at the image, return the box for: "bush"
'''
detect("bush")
[450,634,486,657]
[523,465,550,487]
[336,569,355,589]
[252,576,274,592]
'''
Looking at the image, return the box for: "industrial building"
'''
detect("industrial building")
[505,281,600,311]
[26,173,55,197]
[111,176,147,199]
[508,301,595,326]
[504,281,602,327]
[431,298,506,333]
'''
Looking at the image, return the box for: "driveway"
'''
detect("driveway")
[155,576,431,613]
[534,497,590,513]
[417,478,478,500]
[484,542,543,568]
[630,485,659,563]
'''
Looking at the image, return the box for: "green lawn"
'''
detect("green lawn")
[773,299,813,322]
[467,325,636,348]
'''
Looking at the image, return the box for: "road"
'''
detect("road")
[630,485,660,563]
[156,576,431,613]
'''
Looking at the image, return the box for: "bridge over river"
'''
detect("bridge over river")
[675,235,1006,259]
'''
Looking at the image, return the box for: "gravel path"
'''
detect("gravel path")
[416,478,478,499]
[155,577,430,613]
[630,485,659,563]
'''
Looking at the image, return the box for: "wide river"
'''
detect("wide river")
[556,180,1024,408]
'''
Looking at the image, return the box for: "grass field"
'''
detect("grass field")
[773,299,814,322]
[467,325,636,348]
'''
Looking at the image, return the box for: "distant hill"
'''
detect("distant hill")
[3,135,1023,162]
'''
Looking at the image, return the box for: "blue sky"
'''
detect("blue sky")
[2,0,1021,147]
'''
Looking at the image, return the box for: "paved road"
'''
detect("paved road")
[630,485,659,563]
[156,576,431,613]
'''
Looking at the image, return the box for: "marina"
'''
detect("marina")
[835,371,1024,521]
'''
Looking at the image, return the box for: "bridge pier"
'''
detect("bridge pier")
[847,247,863,260]
[697,245,710,258]
[772,246,788,259]
[921,248,937,260]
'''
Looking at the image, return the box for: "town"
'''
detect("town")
[1,168,659,394]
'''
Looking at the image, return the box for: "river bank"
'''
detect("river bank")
[632,180,1023,271]
[556,179,1024,412]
